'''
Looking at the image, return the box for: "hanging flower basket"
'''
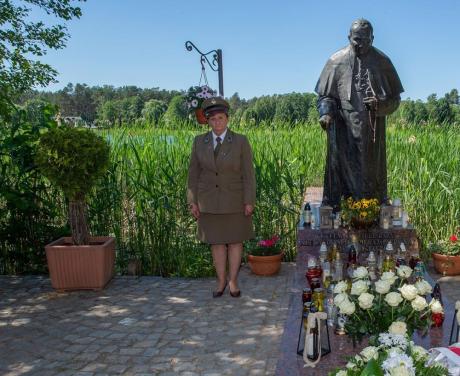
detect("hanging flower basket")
[194,108,207,124]
[185,85,215,123]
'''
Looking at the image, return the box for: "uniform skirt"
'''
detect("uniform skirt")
[197,212,254,245]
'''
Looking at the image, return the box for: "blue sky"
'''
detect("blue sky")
[34,0,460,100]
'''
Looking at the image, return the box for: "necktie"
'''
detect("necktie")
[214,136,222,159]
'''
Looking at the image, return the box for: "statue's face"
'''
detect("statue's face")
[348,29,373,57]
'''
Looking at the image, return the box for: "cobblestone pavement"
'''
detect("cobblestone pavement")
[0,264,294,376]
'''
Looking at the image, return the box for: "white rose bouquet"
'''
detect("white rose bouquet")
[337,265,433,344]
[329,323,448,376]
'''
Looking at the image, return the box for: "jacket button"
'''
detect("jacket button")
[216,185,218,188]
[216,172,218,176]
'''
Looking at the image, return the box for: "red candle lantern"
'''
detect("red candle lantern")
[431,312,445,327]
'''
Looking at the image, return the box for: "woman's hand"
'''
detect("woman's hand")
[189,203,200,219]
[244,204,254,216]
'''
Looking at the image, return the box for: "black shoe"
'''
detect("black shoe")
[229,289,241,298]
[212,283,227,298]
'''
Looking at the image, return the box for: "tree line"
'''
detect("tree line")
[19,85,460,128]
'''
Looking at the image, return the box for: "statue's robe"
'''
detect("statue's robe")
[315,45,404,208]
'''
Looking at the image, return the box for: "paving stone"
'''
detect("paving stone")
[0,265,295,376]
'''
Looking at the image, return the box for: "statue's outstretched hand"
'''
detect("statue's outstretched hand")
[319,114,333,130]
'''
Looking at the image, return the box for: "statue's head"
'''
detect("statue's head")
[348,19,374,57]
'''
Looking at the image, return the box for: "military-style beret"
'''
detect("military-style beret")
[202,97,230,117]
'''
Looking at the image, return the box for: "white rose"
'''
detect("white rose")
[334,281,349,294]
[397,265,413,279]
[456,310,460,326]
[334,292,349,306]
[415,280,432,296]
[358,292,375,310]
[353,266,369,279]
[360,346,378,361]
[381,271,397,285]
[430,299,444,314]
[346,361,356,370]
[336,371,347,376]
[351,280,368,296]
[399,284,419,301]
[411,296,428,311]
[375,279,392,294]
[388,365,411,376]
[388,321,407,336]
[385,292,403,307]
[339,300,356,315]
[456,301,460,311]
[412,345,427,360]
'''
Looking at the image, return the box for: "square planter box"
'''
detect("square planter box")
[46,236,116,291]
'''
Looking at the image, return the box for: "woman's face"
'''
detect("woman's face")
[208,112,228,136]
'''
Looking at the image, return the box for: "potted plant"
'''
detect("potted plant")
[429,229,460,276]
[36,126,114,290]
[246,235,284,276]
[184,85,215,124]
[341,197,380,229]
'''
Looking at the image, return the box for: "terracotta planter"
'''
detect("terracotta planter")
[248,252,284,276]
[46,236,116,291]
[195,108,207,124]
[432,252,460,276]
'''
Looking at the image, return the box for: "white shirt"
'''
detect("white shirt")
[212,129,227,149]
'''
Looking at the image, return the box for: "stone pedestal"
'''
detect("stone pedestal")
[297,226,420,263]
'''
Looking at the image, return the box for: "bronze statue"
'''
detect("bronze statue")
[315,19,404,208]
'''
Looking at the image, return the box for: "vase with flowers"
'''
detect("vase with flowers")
[185,85,216,124]
[341,197,380,229]
[429,228,460,276]
[246,235,284,276]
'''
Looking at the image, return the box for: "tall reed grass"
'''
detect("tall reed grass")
[2,121,459,275]
[89,122,460,276]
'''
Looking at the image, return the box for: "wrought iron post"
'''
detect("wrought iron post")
[185,41,224,97]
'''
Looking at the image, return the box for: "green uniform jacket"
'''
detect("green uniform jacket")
[187,129,256,214]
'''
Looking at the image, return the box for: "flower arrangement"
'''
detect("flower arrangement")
[341,197,380,228]
[333,265,434,344]
[185,85,215,111]
[428,228,460,256]
[247,235,282,256]
[329,322,448,376]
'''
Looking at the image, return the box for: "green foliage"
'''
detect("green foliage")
[3,122,460,275]
[35,127,110,200]
[0,102,67,274]
[163,95,189,127]
[0,0,84,106]
[142,99,167,125]
[245,235,283,256]
[427,230,460,256]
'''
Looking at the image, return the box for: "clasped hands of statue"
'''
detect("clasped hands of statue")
[319,97,378,130]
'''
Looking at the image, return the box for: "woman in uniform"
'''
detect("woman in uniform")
[187,97,256,298]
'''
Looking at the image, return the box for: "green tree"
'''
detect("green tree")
[274,93,310,124]
[142,99,167,125]
[98,100,119,127]
[164,95,188,127]
[0,0,84,112]
[253,96,277,123]
[445,89,459,105]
